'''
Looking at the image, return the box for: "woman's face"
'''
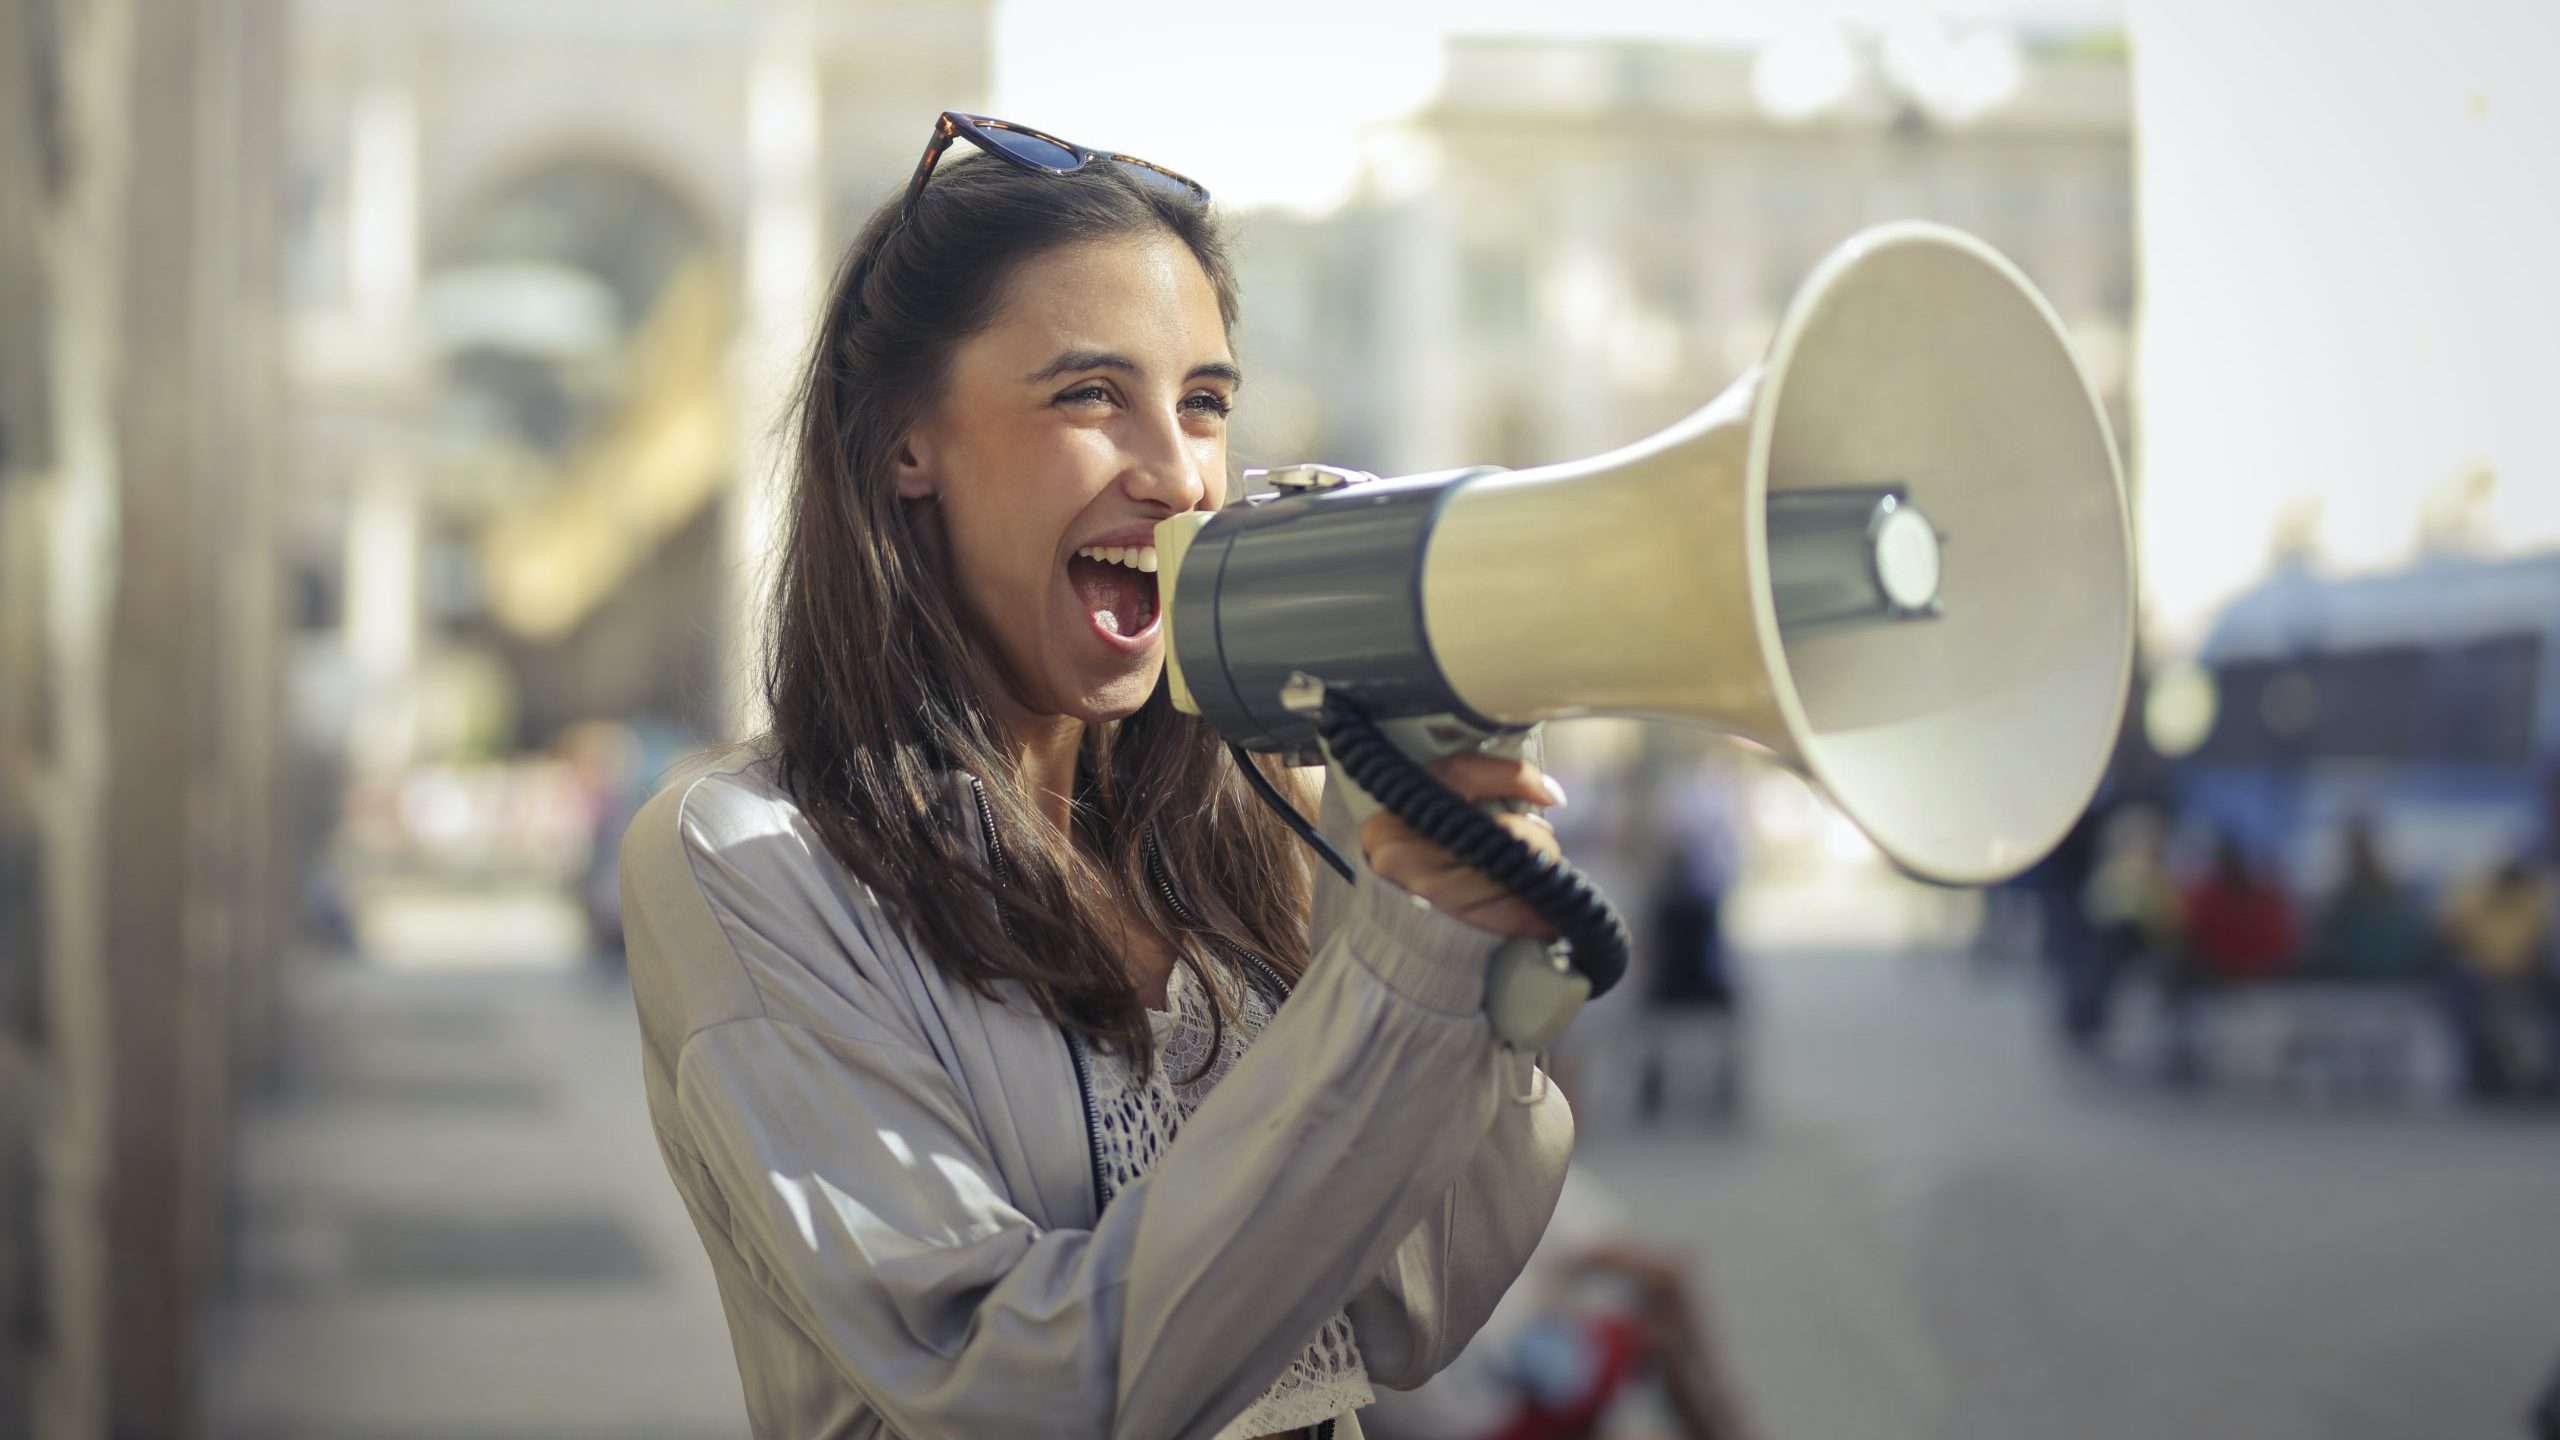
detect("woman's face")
[898,231,1235,729]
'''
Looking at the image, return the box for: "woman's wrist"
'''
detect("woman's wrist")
[1335,864,1502,1015]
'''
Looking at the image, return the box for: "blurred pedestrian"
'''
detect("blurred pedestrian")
[2036,799,2105,975]
[1362,1167,1762,1440]
[2439,854,2557,1096]
[2159,833,2296,1084]
[1636,837,1745,1121]
[2308,816,2432,980]
[1560,1244,1763,1440]
[1640,764,1746,1121]
[2067,804,2181,1048]
[2182,833,2298,984]
[1974,801,2099,975]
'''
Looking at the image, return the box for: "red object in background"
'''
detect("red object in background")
[2184,874,2298,981]
[1487,1315,1649,1440]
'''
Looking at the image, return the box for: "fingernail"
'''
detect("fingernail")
[1539,775,1569,808]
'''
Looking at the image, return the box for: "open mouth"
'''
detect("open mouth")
[1067,544,1161,642]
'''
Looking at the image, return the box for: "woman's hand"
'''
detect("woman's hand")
[1357,753,1568,939]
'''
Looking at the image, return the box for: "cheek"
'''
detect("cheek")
[1195,435,1230,507]
[934,419,1135,616]
[948,505,1056,614]
[944,460,1085,609]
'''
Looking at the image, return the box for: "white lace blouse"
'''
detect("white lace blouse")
[1087,956,1374,1438]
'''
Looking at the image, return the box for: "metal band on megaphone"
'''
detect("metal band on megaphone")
[1170,469,1509,758]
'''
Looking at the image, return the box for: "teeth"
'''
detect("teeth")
[1077,544,1160,573]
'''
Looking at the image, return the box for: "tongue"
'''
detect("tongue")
[1068,556,1154,638]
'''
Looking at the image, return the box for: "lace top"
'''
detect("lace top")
[1088,956,1373,1438]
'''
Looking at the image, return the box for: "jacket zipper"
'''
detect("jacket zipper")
[1145,828,1295,1008]
[974,780,1335,1440]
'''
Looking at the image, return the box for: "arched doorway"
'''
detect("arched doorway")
[419,157,732,752]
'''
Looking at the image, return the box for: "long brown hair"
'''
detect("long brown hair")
[764,152,1313,1071]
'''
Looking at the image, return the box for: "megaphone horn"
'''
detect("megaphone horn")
[1157,220,2135,891]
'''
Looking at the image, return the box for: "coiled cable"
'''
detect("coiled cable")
[1310,698,1630,999]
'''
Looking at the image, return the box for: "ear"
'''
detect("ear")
[892,430,937,500]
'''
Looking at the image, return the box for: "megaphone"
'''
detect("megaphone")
[1159,220,2132,881]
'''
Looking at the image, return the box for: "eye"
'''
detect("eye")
[1057,383,1115,408]
[1181,390,1233,419]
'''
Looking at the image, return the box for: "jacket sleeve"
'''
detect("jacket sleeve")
[1306,752,1578,1388]
[629,773,1568,1440]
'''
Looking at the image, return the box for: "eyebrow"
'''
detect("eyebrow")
[1023,348,1243,389]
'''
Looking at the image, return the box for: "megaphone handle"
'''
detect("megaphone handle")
[1485,934,1592,1055]
[1308,699,1629,1047]
[1326,746,1593,1052]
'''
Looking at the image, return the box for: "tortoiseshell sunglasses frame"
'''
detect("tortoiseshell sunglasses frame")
[897,111,1209,232]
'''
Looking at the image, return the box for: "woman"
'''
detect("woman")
[621,113,1576,1439]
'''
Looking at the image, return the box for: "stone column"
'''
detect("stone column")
[726,0,826,740]
[6,1,139,1431]
[27,0,291,1430]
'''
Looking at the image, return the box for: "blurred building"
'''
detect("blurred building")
[4,1,294,1434]
[284,0,993,771]
[2,1,991,1435]
[1234,31,2134,480]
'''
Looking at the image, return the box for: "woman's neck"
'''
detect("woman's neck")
[1000,707,1086,836]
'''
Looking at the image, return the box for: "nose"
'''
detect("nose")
[1118,408,1210,513]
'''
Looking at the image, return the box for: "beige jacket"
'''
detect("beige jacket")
[620,750,1575,1438]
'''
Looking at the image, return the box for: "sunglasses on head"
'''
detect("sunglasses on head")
[897,111,1210,230]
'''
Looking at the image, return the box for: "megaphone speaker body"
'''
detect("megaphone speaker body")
[1160,222,2135,888]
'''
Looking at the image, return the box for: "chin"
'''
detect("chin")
[1084,680,1159,723]
[1073,662,1166,724]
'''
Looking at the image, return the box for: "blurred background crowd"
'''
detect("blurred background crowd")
[3,1,2557,1437]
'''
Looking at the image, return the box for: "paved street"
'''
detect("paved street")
[209,945,743,1440]
[210,881,2560,1439]
[1574,935,2560,1440]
